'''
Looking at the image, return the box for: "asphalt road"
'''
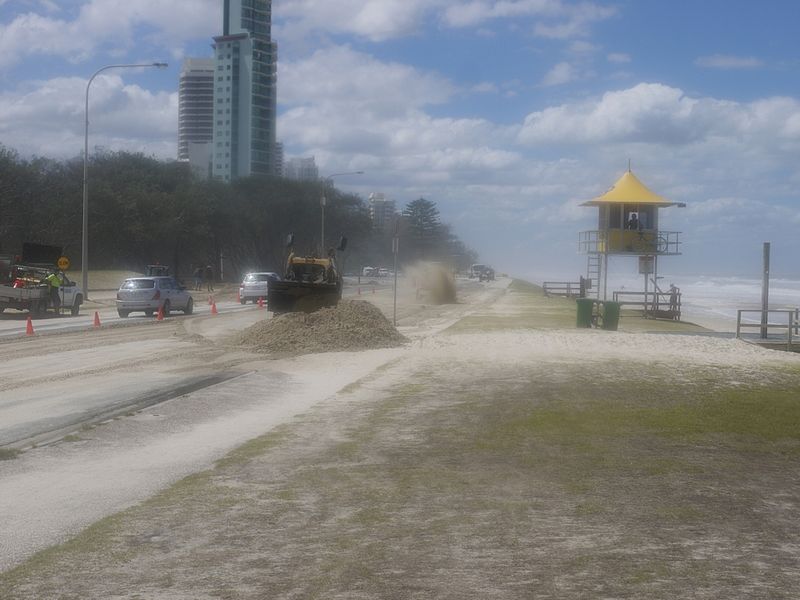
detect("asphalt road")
[0,276,501,571]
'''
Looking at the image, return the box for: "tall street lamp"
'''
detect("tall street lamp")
[82,62,168,298]
[320,171,363,254]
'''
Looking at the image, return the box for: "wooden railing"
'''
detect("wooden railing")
[736,309,800,350]
[579,229,682,255]
[543,280,587,298]
[611,290,681,320]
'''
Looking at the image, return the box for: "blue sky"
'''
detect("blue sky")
[1,0,799,282]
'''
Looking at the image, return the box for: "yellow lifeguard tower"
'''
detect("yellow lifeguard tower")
[579,167,685,305]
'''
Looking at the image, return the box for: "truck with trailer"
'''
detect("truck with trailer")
[0,243,84,316]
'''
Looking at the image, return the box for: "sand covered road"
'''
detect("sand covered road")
[0,276,505,572]
[5,278,800,598]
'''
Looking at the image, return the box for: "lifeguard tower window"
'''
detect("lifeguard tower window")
[608,204,621,229]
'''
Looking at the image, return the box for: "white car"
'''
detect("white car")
[116,276,193,317]
[239,272,280,304]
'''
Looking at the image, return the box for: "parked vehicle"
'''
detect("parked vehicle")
[362,266,377,277]
[116,276,193,317]
[0,243,83,316]
[469,264,487,279]
[145,264,170,277]
[239,272,280,304]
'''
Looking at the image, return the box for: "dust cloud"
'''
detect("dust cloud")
[406,262,457,305]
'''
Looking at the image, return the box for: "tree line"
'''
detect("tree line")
[0,146,478,280]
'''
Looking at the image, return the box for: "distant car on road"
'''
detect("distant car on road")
[239,271,280,304]
[116,276,193,317]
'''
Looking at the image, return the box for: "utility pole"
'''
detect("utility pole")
[761,242,770,339]
[392,220,399,326]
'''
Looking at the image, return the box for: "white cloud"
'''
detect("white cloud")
[569,40,599,54]
[277,0,435,42]
[472,81,499,93]
[518,83,800,147]
[0,74,176,158]
[280,46,456,114]
[0,0,218,69]
[532,2,616,39]
[541,61,577,86]
[694,54,764,69]
[276,0,614,42]
[607,52,631,64]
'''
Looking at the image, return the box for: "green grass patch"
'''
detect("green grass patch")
[0,447,21,460]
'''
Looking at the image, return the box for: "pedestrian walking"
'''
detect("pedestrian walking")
[205,264,214,292]
[193,266,203,291]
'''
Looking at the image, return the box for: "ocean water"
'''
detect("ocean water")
[526,271,800,332]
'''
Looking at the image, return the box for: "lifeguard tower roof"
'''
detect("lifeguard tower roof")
[581,170,683,207]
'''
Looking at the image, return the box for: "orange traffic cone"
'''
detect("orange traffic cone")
[211,301,218,315]
[26,316,34,336]
[156,305,164,321]
[258,297,264,309]
[208,295,213,306]
[93,311,101,328]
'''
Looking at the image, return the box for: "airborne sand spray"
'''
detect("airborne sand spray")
[406,262,457,305]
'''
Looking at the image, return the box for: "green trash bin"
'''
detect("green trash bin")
[600,301,620,331]
[576,298,595,328]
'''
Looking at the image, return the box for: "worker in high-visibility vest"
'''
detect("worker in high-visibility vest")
[44,271,62,311]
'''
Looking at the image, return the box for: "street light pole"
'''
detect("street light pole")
[320,171,363,254]
[82,62,168,298]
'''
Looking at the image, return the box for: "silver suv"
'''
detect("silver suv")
[116,276,194,317]
[239,272,280,304]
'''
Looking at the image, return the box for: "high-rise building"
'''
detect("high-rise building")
[284,156,319,181]
[212,0,278,182]
[368,193,397,231]
[178,58,214,163]
[274,141,284,176]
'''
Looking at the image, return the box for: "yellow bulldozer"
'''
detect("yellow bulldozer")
[267,234,347,313]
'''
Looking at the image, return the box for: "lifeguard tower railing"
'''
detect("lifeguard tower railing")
[612,289,682,320]
[578,230,682,255]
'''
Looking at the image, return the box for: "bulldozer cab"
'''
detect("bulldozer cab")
[285,256,337,284]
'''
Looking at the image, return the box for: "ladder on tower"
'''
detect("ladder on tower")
[586,254,602,299]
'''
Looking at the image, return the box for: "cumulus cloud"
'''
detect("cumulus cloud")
[695,54,764,69]
[276,0,614,43]
[0,73,176,158]
[0,0,218,69]
[277,0,435,42]
[280,46,456,113]
[541,61,578,86]
[517,83,800,147]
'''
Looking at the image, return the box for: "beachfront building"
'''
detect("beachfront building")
[368,193,397,232]
[578,168,685,313]
[178,58,215,173]
[284,156,319,181]
[211,0,278,182]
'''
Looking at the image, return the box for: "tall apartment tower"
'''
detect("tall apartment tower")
[284,156,319,181]
[178,58,214,162]
[212,0,278,182]
[368,193,397,231]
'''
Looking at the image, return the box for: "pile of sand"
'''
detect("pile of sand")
[235,300,406,355]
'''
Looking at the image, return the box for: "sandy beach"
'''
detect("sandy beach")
[2,277,800,598]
